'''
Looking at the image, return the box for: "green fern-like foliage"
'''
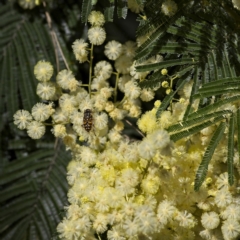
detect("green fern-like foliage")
[135,0,240,189]
[0,3,72,239]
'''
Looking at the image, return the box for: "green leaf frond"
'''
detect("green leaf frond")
[0,143,70,239]
[167,110,232,134]
[170,114,227,143]
[156,76,188,118]
[104,6,115,22]
[194,122,226,191]
[0,6,68,129]
[81,0,94,23]
[117,0,128,19]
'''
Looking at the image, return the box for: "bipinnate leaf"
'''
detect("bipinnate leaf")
[194,122,226,191]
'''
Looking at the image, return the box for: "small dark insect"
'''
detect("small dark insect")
[82,109,93,132]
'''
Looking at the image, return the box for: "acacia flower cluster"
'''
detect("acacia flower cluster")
[13,10,240,240]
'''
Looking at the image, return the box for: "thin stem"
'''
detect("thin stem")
[42,1,59,71]
[125,119,145,138]
[53,31,70,70]
[116,95,127,107]
[89,44,94,97]
[113,72,119,103]
[43,1,69,71]
[43,123,54,126]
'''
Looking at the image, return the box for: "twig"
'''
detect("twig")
[89,44,94,97]
[42,1,69,71]
[125,119,145,138]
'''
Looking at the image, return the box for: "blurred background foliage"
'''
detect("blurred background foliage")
[1,0,240,239]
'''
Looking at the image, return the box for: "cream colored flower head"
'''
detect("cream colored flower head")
[36,82,56,100]
[27,121,46,139]
[88,27,106,46]
[161,0,178,16]
[34,60,54,82]
[88,11,105,26]
[104,40,122,60]
[13,110,33,130]
[94,61,113,80]
[122,41,137,58]
[31,102,54,122]
[72,39,89,63]
[56,69,79,91]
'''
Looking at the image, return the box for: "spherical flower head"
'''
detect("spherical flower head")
[94,112,108,130]
[107,227,125,240]
[93,95,107,111]
[221,219,240,240]
[123,218,139,236]
[88,11,105,26]
[137,110,158,134]
[72,39,88,55]
[124,80,141,99]
[104,40,122,60]
[148,129,171,150]
[161,68,168,75]
[166,88,172,95]
[157,200,176,225]
[138,138,157,160]
[105,101,114,112]
[68,78,80,92]
[201,212,220,230]
[13,109,32,129]
[141,174,161,194]
[109,108,126,121]
[36,82,56,100]
[129,61,148,80]
[214,189,233,208]
[122,41,137,58]
[162,81,169,88]
[93,213,108,233]
[154,100,161,108]
[108,129,122,143]
[51,124,67,138]
[31,103,54,122]
[175,211,196,229]
[88,27,106,46]
[56,69,78,91]
[27,120,46,139]
[115,55,133,74]
[52,108,68,124]
[118,74,131,92]
[100,87,113,99]
[161,0,178,17]
[215,172,229,190]
[221,204,240,220]
[34,60,53,82]
[140,89,155,102]
[129,104,141,118]
[79,146,97,166]
[94,61,113,80]
[121,168,139,188]
[72,39,89,63]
